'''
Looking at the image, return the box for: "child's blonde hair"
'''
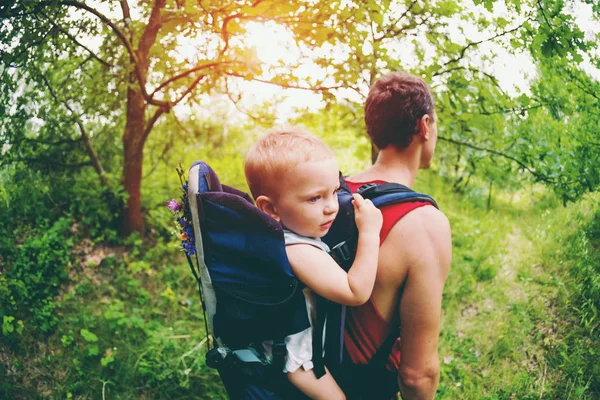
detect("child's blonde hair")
[244,125,335,199]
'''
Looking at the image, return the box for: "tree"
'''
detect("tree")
[1,0,598,236]
[309,0,600,204]
[1,0,342,234]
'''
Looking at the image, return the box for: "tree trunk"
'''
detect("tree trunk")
[118,0,165,236]
[121,87,146,235]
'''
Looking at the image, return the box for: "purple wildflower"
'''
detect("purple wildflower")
[183,241,196,255]
[166,199,181,212]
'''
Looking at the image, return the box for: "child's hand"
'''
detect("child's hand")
[352,193,383,237]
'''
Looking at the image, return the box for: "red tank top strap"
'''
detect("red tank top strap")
[344,180,431,244]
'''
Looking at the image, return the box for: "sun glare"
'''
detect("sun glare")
[242,21,301,67]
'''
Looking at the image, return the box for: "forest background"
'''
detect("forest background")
[1,0,600,398]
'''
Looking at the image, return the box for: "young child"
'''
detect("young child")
[244,126,383,400]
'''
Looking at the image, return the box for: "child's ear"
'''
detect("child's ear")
[255,195,280,222]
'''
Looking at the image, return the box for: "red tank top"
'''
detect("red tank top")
[344,179,431,371]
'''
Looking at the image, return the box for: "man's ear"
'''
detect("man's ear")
[255,195,280,222]
[418,114,432,141]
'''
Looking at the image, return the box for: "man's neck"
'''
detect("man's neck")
[350,146,421,189]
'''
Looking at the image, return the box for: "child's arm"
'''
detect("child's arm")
[286,193,383,306]
[288,366,346,400]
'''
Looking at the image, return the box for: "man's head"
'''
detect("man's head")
[365,72,438,168]
[244,126,340,237]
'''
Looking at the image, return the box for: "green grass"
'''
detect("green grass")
[2,172,599,399]
[417,171,600,399]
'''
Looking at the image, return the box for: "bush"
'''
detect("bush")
[1,217,74,337]
[558,208,600,394]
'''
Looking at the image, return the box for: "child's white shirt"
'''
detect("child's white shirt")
[281,229,330,373]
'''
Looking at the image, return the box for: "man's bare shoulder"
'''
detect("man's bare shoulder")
[383,205,451,270]
[391,205,450,239]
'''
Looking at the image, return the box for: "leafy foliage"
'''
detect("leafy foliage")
[1,0,600,398]
[1,217,74,338]
[3,0,598,233]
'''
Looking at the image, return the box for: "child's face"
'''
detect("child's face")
[273,158,340,238]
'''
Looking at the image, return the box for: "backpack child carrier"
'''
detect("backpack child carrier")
[180,161,437,400]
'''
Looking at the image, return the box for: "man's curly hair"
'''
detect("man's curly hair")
[364,72,435,150]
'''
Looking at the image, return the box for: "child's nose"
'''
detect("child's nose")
[324,197,338,214]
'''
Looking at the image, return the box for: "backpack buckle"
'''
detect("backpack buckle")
[331,241,352,262]
[206,346,226,369]
[357,183,377,195]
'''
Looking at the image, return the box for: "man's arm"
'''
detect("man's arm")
[391,206,452,399]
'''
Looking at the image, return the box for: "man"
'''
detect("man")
[340,71,452,399]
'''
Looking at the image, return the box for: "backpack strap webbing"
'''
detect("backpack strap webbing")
[272,338,287,373]
[185,252,212,351]
[312,295,328,379]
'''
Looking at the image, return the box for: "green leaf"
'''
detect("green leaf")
[80,329,98,342]
[2,316,15,336]
[101,353,115,366]
[87,344,100,356]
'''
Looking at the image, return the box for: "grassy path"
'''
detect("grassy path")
[436,188,599,399]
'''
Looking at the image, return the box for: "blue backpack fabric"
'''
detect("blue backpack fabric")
[190,161,309,346]
[185,161,310,399]
[183,162,437,399]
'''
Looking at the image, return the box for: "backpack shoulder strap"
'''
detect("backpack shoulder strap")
[357,182,439,210]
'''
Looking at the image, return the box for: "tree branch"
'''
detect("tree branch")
[4,23,54,69]
[433,66,509,98]
[40,73,108,187]
[225,72,343,91]
[564,68,600,102]
[438,135,552,183]
[474,104,544,116]
[150,61,230,98]
[137,0,166,67]
[442,20,529,67]
[172,73,209,106]
[536,0,554,31]
[373,0,420,42]
[40,12,113,68]
[224,77,271,123]
[59,0,170,107]
[120,0,131,23]
[120,0,133,41]
[142,106,167,142]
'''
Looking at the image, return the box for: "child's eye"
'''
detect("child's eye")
[309,196,321,203]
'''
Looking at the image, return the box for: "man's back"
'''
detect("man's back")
[374,203,450,326]
[344,172,451,399]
